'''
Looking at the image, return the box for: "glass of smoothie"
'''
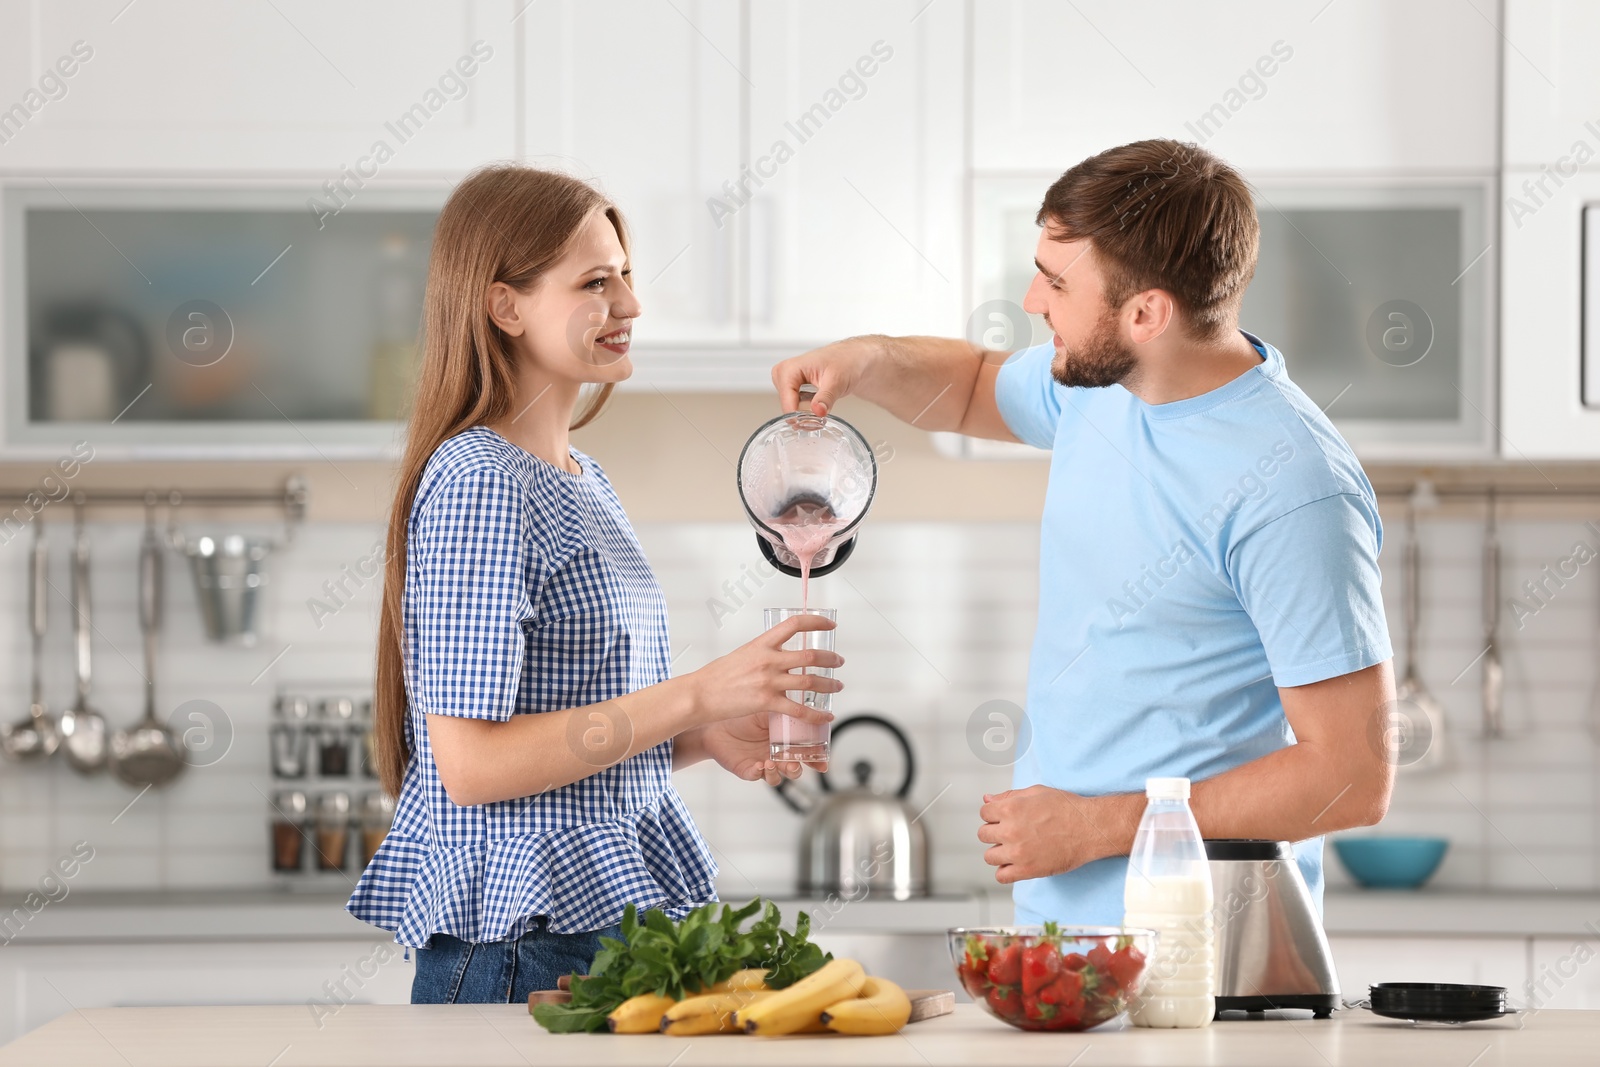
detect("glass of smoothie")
[764,607,836,766]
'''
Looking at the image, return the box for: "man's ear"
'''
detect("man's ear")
[485,281,525,337]
[1126,289,1175,345]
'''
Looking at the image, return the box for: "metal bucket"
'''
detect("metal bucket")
[184,534,270,646]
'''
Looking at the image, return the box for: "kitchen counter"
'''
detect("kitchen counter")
[986,889,1600,939]
[1,891,379,943]
[4,889,989,943]
[1323,890,1600,939]
[3,1003,1595,1066]
[13,888,1597,944]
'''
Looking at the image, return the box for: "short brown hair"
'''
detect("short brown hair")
[1036,139,1259,340]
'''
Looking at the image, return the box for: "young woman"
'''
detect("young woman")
[347,165,840,1004]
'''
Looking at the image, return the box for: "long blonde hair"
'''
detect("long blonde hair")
[374,164,628,796]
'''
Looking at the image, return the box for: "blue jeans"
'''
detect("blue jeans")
[411,918,623,1004]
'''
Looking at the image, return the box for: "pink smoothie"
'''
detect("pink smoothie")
[771,501,846,607]
[766,505,844,766]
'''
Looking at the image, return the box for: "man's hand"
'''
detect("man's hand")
[769,334,1015,438]
[977,786,1140,885]
[679,714,815,786]
[771,336,879,415]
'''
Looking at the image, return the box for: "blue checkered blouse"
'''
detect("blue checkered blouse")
[347,427,719,947]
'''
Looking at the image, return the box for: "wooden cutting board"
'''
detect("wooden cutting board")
[527,984,955,1023]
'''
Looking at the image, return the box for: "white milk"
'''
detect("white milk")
[1125,872,1215,1028]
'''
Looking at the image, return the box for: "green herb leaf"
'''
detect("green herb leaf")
[531,898,835,1035]
[531,1001,609,1033]
[726,897,763,927]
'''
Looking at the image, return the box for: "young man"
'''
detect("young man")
[771,139,1395,925]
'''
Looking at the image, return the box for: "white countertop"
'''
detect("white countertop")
[6,889,992,943]
[10,888,1599,944]
[3,1003,1594,1066]
[1321,890,1600,939]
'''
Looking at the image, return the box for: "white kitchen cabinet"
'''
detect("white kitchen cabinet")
[520,0,745,347]
[1502,1,1600,168]
[1528,939,1600,1010]
[971,0,1498,174]
[0,0,516,173]
[1499,166,1600,457]
[0,939,413,1044]
[1327,935,1528,1001]
[743,0,964,343]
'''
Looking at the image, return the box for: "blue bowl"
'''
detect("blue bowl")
[1334,836,1449,889]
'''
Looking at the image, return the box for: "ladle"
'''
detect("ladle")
[110,499,187,788]
[0,523,59,761]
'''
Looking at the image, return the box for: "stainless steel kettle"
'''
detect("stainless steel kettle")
[774,714,929,900]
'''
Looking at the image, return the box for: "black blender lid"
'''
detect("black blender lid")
[1369,983,1510,1023]
[1203,839,1292,861]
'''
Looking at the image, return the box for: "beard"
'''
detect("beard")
[1050,308,1137,389]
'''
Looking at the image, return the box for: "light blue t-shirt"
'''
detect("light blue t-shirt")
[993,332,1392,927]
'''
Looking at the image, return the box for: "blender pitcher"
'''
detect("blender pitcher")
[736,410,878,578]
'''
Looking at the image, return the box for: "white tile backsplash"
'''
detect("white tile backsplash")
[0,509,1596,901]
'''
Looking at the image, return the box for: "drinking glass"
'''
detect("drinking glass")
[764,607,836,765]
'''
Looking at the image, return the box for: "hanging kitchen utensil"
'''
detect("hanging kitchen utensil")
[1588,529,1600,743]
[774,714,929,900]
[167,495,274,646]
[58,499,108,774]
[1393,493,1445,772]
[110,499,186,788]
[1482,490,1504,738]
[1,522,59,761]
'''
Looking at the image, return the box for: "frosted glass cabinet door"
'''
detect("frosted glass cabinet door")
[973,175,1495,457]
[3,183,443,458]
[1238,180,1494,457]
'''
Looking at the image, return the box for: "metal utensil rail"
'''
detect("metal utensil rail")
[1373,484,1600,501]
[0,476,307,527]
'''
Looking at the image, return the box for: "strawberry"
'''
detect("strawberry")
[1021,940,1063,995]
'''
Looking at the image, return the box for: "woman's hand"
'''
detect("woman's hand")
[682,713,820,786]
[681,613,842,728]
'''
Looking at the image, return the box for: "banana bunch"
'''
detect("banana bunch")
[602,959,912,1038]
[738,960,912,1037]
[605,969,768,1034]
[819,976,914,1036]
[605,993,677,1034]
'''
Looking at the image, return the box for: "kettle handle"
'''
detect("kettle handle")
[770,776,811,815]
[817,714,916,799]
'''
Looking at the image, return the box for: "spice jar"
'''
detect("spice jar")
[359,791,395,868]
[316,697,357,777]
[314,791,352,872]
[271,694,312,779]
[271,789,309,873]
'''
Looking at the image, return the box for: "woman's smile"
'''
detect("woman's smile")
[595,327,631,356]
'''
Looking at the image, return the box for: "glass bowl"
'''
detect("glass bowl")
[949,925,1157,1032]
